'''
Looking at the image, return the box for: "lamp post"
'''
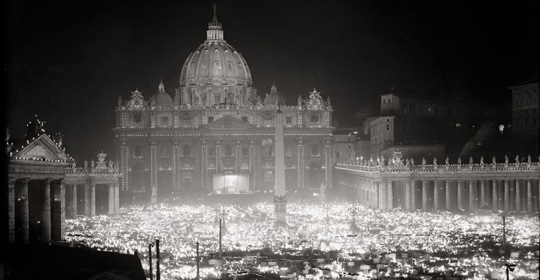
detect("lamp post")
[196,240,200,280]
[504,264,516,280]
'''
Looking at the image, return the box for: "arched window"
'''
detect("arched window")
[183,145,191,157]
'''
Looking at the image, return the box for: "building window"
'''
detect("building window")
[286,146,293,157]
[311,144,320,156]
[386,125,390,131]
[263,115,274,125]
[264,171,273,182]
[286,116,292,124]
[133,113,142,124]
[134,145,142,158]
[161,116,169,126]
[241,117,248,123]
[181,116,191,125]
[311,114,319,124]
[183,145,191,157]
[208,148,215,157]
[224,144,232,157]
[242,147,248,157]
[208,117,214,123]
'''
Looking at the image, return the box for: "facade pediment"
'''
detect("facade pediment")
[203,115,255,129]
[12,134,68,162]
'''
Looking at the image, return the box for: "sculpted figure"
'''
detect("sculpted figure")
[421,157,426,165]
[298,95,303,107]
[182,88,190,105]
[84,160,88,169]
[504,155,509,164]
[469,156,473,165]
[457,157,462,165]
[410,158,415,166]
[445,157,449,165]
[480,156,484,165]
[527,155,531,164]
[195,90,202,105]
[405,158,410,166]
[109,159,114,168]
[91,159,96,168]
[150,96,156,107]
[117,96,123,106]
[492,156,496,164]
[433,157,437,165]
[515,155,520,164]
[72,161,76,169]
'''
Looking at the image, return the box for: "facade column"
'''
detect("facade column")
[7,178,16,243]
[41,179,52,242]
[18,179,30,244]
[492,180,499,212]
[90,183,96,216]
[469,180,477,212]
[422,180,428,210]
[297,138,305,189]
[150,140,157,203]
[434,180,441,211]
[479,180,486,209]
[457,180,463,211]
[504,180,510,212]
[445,180,452,211]
[108,184,115,214]
[387,181,393,210]
[71,185,78,217]
[515,180,521,212]
[172,141,179,192]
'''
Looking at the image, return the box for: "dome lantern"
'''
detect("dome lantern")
[206,4,224,41]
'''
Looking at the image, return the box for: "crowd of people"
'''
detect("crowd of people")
[65,199,539,279]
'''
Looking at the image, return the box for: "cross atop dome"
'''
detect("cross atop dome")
[207,3,224,41]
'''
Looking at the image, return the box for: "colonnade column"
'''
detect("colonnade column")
[7,178,16,243]
[469,180,476,212]
[84,184,90,216]
[515,180,521,212]
[115,182,120,213]
[492,180,499,212]
[90,183,96,216]
[479,180,486,209]
[410,180,416,211]
[422,180,428,210]
[445,180,452,211]
[71,185,78,217]
[41,179,52,242]
[378,182,386,210]
[387,181,393,210]
[504,180,510,212]
[19,179,30,243]
[404,181,411,211]
[52,179,65,241]
[526,180,532,213]
[457,180,463,211]
[434,180,441,211]
[108,184,115,214]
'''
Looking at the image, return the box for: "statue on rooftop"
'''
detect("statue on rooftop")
[492,156,496,164]
[504,155,509,164]
[410,158,415,166]
[480,156,484,165]
[527,155,531,164]
[84,160,88,169]
[515,155,520,164]
[445,157,449,165]
[433,157,437,165]
[457,157,462,165]
[469,156,473,165]
[421,157,426,165]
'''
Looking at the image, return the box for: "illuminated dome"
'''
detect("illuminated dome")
[153,81,173,105]
[179,8,252,89]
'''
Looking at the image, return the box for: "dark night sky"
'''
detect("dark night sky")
[4,0,539,162]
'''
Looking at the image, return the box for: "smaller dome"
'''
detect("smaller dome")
[263,82,286,106]
[153,81,173,105]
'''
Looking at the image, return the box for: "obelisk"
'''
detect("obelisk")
[274,107,287,226]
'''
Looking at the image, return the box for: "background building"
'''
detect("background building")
[509,79,539,157]
[114,11,333,203]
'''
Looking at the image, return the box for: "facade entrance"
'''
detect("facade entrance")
[212,173,250,193]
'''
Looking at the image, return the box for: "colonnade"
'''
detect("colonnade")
[335,162,540,214]
[351,178,540,213]
[7,177,120,244]
[64,182,120,218]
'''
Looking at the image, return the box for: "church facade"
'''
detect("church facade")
[114,9,333,202]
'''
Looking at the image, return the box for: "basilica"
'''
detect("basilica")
[114,9,333,202]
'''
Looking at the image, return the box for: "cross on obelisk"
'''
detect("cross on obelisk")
[274,107,287,226]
